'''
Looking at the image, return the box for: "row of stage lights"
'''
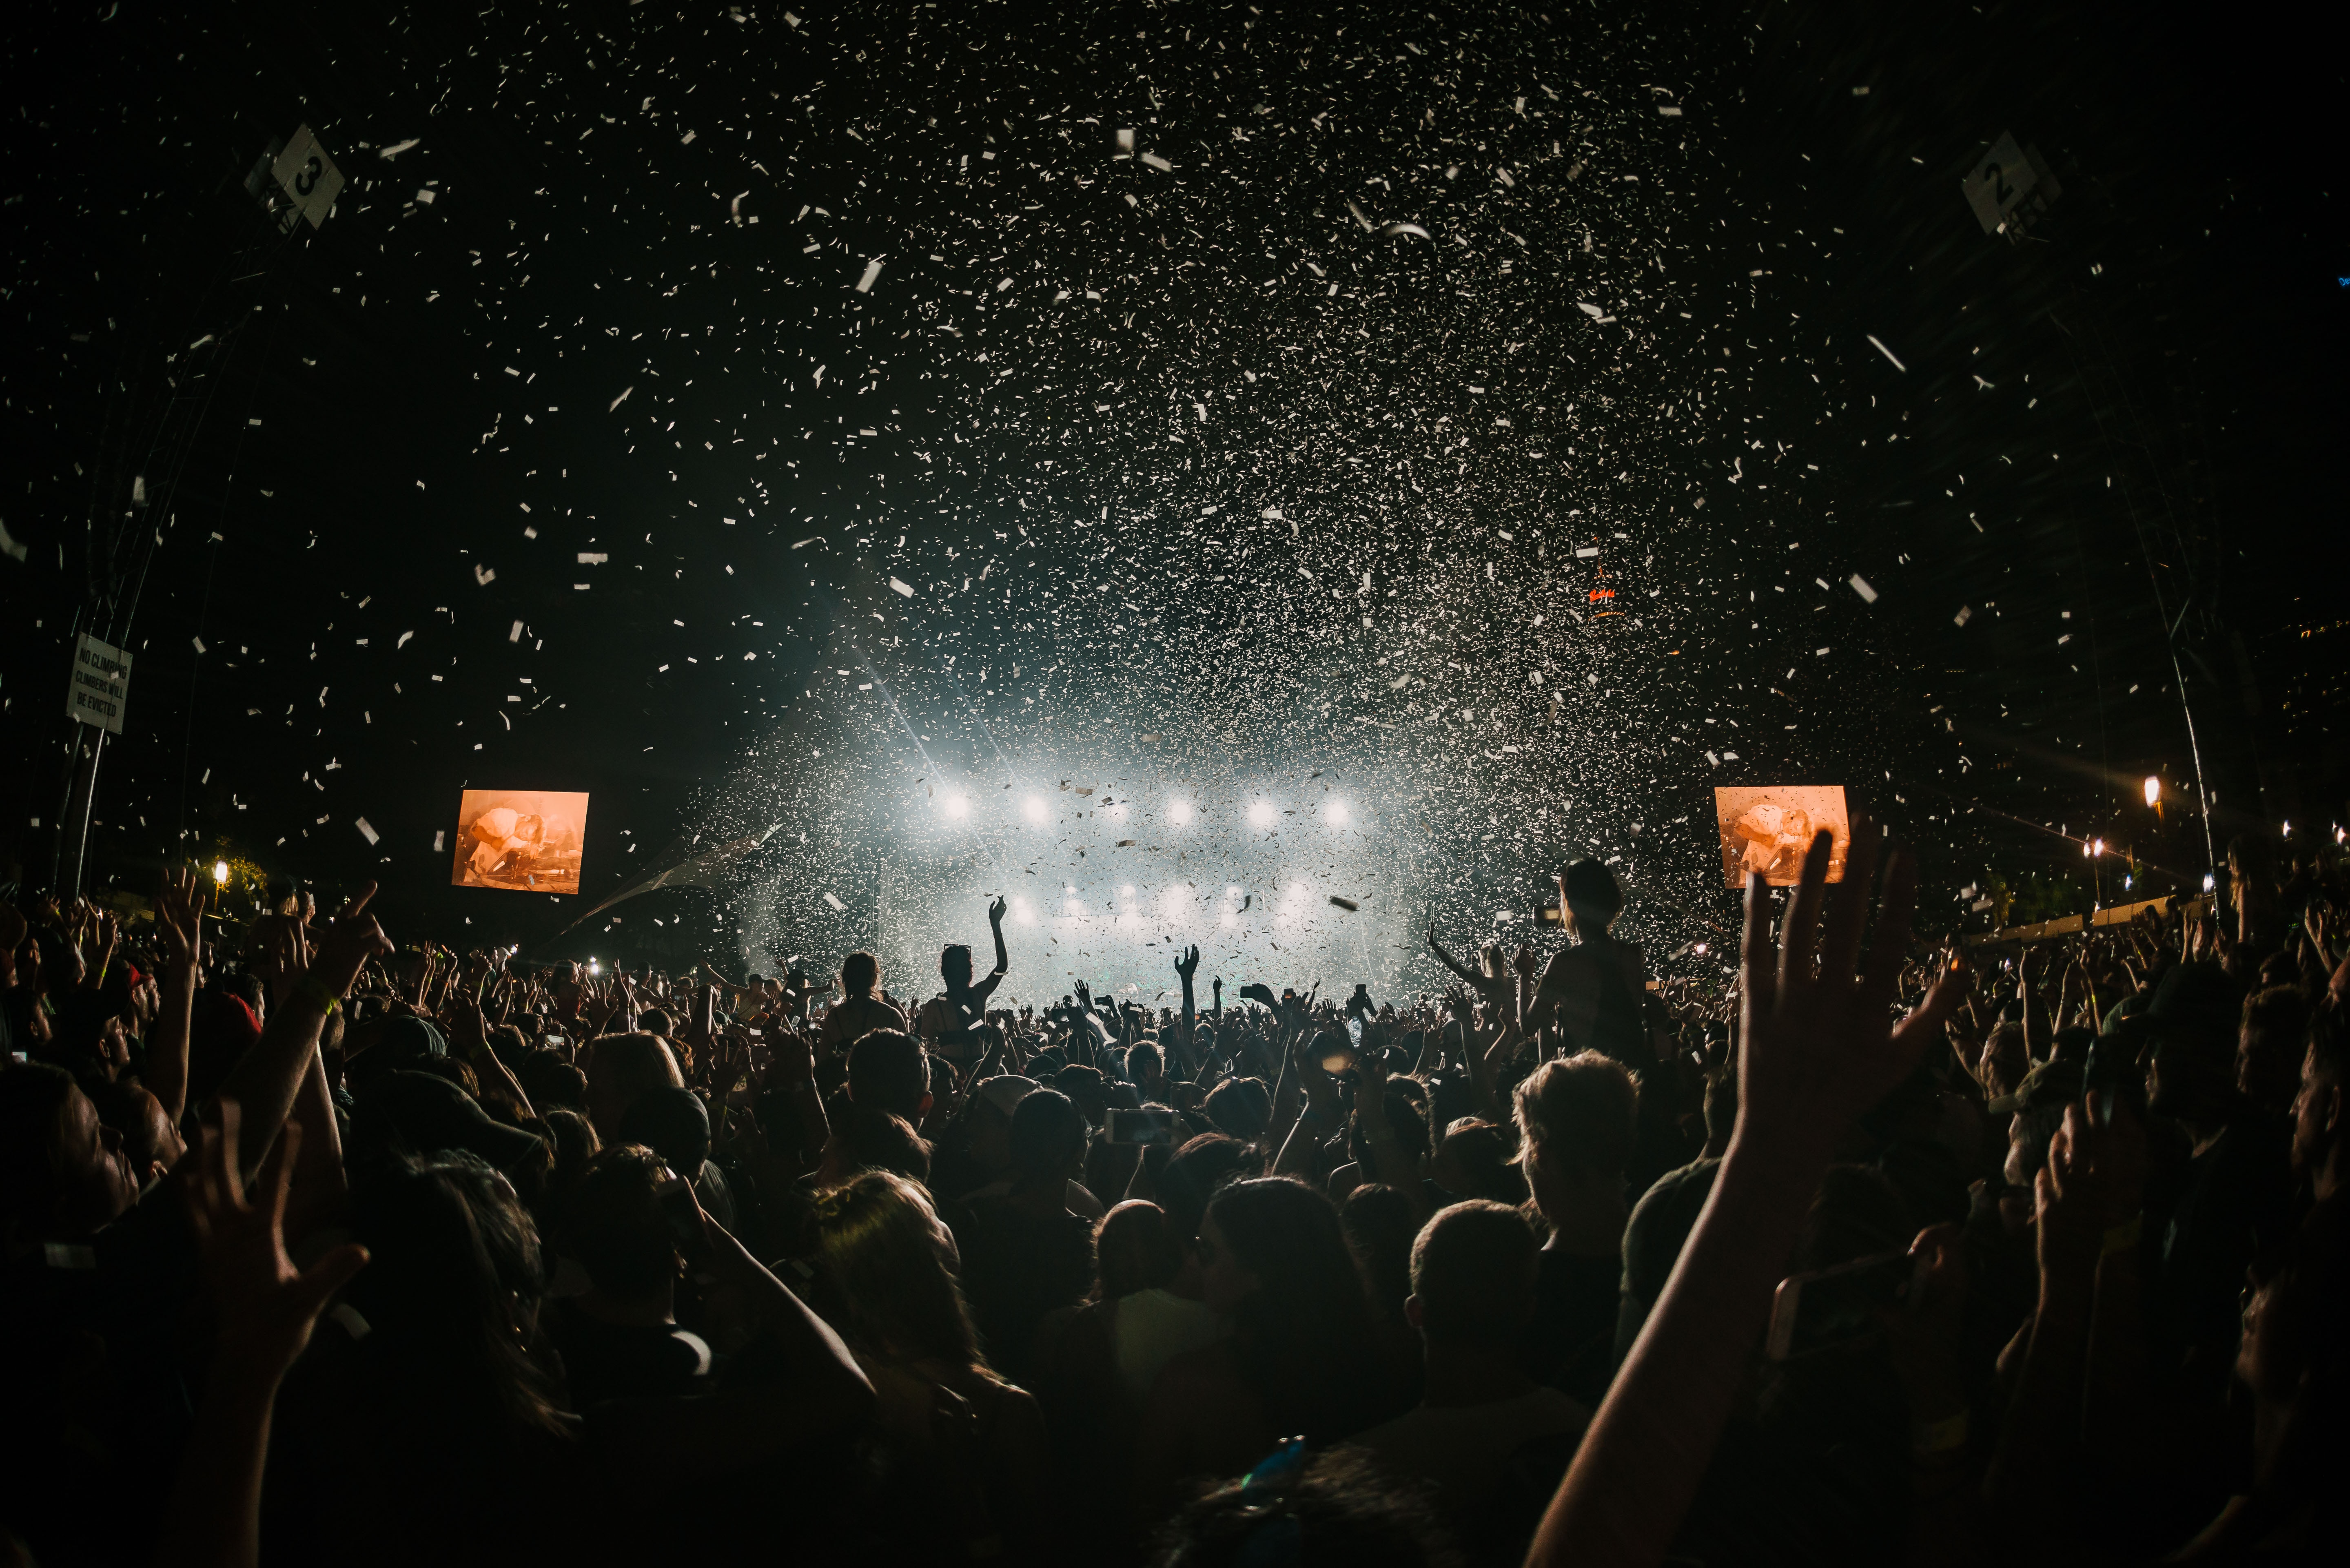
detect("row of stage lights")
[933,792,1352,828]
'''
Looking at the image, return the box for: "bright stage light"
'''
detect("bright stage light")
[1024,795,1049,822]
[1327,800,1350,825]
[1120,884,1136,899]
[2142,775,2160,807]
[1170,800,1193,825]
[943,792,970,819]
[1247,800,1277,827]
[212,859,229,885]
[1011,897,1034,926]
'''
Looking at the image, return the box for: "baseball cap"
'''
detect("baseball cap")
[352,1070,544,1172]
[1988,1058,2086,1117]
[975,1074,1040,1119]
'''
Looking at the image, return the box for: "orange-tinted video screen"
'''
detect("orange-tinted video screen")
[451,789,589,895]
[1715,786,1850,888]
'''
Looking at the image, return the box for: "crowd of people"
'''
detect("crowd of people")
[2,825,2345,1566]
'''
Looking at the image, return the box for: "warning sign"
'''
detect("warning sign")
[67,633,132,734]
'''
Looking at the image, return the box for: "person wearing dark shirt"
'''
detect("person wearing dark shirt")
[1511,1052,1639,1405]
[956,1088,1096,1384]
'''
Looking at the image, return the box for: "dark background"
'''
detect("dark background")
[3,0,2342,964]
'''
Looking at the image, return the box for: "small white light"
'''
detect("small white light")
[1024,795,1048,822]
[2142,775,2160,807]
[2203,873,2216,892]
[1692,943,1709,956]
[1170,800,1193,825]
[212,860,229,885]
[1248,800,1277,827]
[589,959,602,975]
[944,793,969,819]
[1327,800,1350,825]
[2093,838,2104,856]
[1011,897,1034,926]
[1120,884,1136,899]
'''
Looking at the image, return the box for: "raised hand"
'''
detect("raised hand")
[987,895,1009,927]
[184,1100,370,1381]
[1174,944,1200,981]
[1735,822,1966,1169]
[309,885,394,1001]
[157,869,208,970]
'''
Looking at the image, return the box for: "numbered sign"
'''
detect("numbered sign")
[1962,132,2059,236]
[67,632,133,734]
[270,125,344,230]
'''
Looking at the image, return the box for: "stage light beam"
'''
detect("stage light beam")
[1248,800,1277,827]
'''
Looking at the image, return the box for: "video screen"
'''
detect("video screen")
[1714,785,1850,888]
[451,789,590,895]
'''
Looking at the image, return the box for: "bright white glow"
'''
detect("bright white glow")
[1024,795,1049,822]
[2142,775,2161,807]
[1120,884,1137,899]
[1247,800,1277,827]
[212,860,229,884]
[1011,897,1034,926]
[1170,800,1193,825]
[2092,838,2104,856]
[943,793,970,819]
[2203,873,2217,891]
[1326,800,1350,825]
[589,959,603,975]
[1066,884,1078,893]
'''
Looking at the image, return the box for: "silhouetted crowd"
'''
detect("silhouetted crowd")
[3,830,2344,1566]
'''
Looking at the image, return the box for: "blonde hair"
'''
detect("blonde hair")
[1512,1052,1639,1181]
[810,1171,987,1374]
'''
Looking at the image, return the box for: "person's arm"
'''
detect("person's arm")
[1982,1102,2113,1523]
[150,871,207,1128]
[214,886,393,1174]
[1175,945,1200,1069]
[1525,825,1964,1568]
[1352,1052,1430,1228]
[157,1105,371,1568]
[1426,923,1488,991]
[280,1045,349,1242]
[1271,1040,1340,1181]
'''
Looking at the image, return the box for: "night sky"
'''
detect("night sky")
[4,0,2343,989]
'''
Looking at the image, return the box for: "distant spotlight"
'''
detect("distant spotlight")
[1247,800,1277,827]
[1120,884,1137,899]
[1066,884,1078,893]
[588,959,603,976]
[1170,800,1193,825]
[2092,838,2105,856]
[944,793,970,819]
[2142,775,2160,807]
[2281,820,2292,839]
[212,859,229,885]
[1327,800,1350,826]
[1692,942,1709,956]
[1024,795,1048,823]
[1011,897,1034,926]
[2202,873,2216,891]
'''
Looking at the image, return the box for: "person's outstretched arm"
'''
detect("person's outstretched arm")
[157,1104,370,1568]
[1524,825,1965,1568]
[150,870,207,1129]
[215,886,393,1174]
